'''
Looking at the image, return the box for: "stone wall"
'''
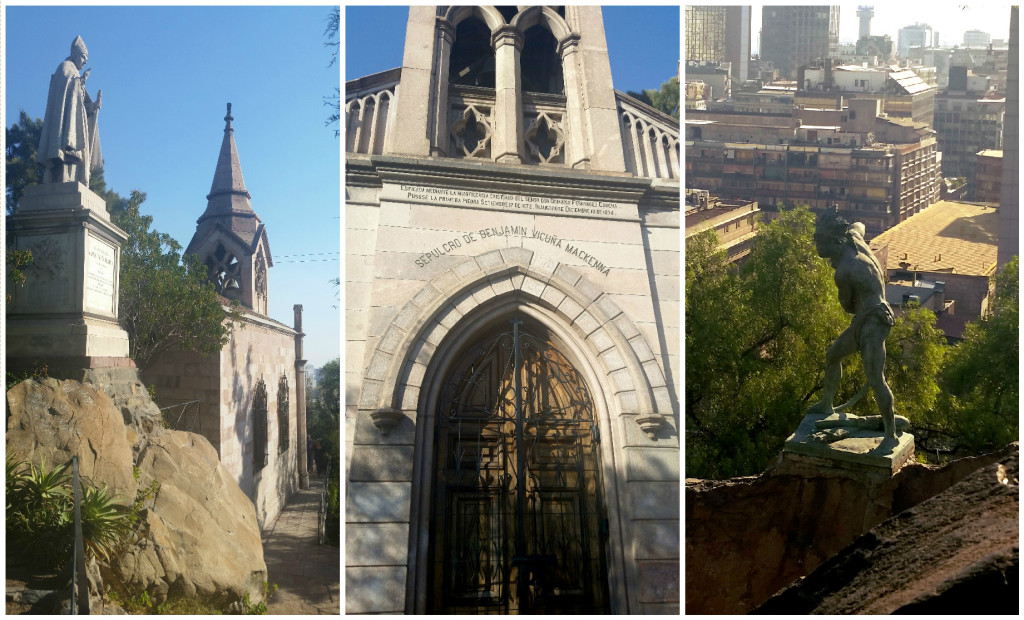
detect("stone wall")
[142,313,298,530]
[142,349,222,453]
[220,315,299,529]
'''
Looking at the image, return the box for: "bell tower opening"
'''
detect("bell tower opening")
[426,314,610,614]
[521,25,563,95]
[449,17,495,89]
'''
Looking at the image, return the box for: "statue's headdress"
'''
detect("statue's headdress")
[70,36,88,59]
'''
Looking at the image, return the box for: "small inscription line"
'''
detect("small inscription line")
[414,225,610,276]
[399,184,619,217]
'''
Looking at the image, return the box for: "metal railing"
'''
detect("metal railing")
[159,400,202,434]
[71,456,88,614]
[317,459,332,545]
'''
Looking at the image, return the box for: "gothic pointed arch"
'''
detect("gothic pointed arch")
[510,5,572,42]
[442,5,507,31]
[357,248,672,430]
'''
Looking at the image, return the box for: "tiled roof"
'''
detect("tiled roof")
[870,200,999,276]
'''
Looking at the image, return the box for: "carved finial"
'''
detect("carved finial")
[224,102,233,130]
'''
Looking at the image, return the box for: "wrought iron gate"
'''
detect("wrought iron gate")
[429,317,609,614]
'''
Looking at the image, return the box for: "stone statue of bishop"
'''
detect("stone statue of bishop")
[37,35,103,186]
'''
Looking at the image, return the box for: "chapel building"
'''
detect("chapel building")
[345,6,680,614]
[142,105,308,530]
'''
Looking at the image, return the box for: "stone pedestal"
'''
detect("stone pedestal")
[6,182,130,361]
[783,411,916,475]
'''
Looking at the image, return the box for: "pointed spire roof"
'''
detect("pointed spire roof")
[198,103,256,222]
[187,103,265,257]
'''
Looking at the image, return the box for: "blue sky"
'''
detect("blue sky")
[4,5,341,369]
[344,6,681,94]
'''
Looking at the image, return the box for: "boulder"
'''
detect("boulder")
[6,376,266,607]
[6,378,137,504]
[112,429,267,605]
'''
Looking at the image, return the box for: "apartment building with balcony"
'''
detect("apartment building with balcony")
[686,98,941,236]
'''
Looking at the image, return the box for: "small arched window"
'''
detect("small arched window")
[253,378,268,470]
[278,375,290,453]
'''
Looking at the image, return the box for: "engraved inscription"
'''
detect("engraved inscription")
[414,224,611,276]
[86,240,116,313]
[398,184,621,217]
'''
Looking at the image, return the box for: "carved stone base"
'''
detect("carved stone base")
[784,411,916,474]
[8,182,130,360]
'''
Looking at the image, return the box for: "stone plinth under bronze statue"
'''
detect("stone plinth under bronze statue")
[783,208,915,473]
[6,36,130,370]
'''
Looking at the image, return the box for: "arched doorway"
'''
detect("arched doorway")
[426,315,610,614]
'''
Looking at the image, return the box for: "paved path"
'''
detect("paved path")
[262,477,340,615]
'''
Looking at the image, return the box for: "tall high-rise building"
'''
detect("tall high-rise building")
[686,5,751,82]
[760,6,840,80]
[857,5,874,40]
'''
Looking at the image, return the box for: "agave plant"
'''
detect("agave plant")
[6,453,28,511]
[79,485,132,561]
[20,456,72,509]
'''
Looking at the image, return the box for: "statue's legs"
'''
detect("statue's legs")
[862,322,895,439]
[808,327,857,414]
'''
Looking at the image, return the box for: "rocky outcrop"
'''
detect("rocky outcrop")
[685,444,1016,614]
[114,430,266,604]
[6,377,266,607]
[6,378,137,504]
[753,446,1018,614]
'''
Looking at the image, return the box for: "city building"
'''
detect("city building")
[142,106,307,529]
[685,6,751,83]
[797,61,936,125]
[999,5,1019,268]
[975,149,1004,203]
[963,29,992,47]
[933,68,1005,198]
[686,97,942,236]
[897,23,936,58]
[345,6,680,614]
[686,60,731,101]
[684,190,760,264]
[869,200,999,332]
[760,6,840,80]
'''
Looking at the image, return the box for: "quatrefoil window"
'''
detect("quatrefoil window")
[451,105,492,158]
[525,112,565,164]
[205,243,242,295]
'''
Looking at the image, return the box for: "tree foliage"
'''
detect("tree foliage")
[686,207,947,479]
[627,76,680,119]
[5,110,43,215]
[101,186,236,371]
[324,7,340,136]
[307,358,340,463]
[926,257,1019,451]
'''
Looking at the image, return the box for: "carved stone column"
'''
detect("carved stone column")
[294,304,309,490]
[558,34,590,170]
[492,25,524,163]
[429,19,457,156]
